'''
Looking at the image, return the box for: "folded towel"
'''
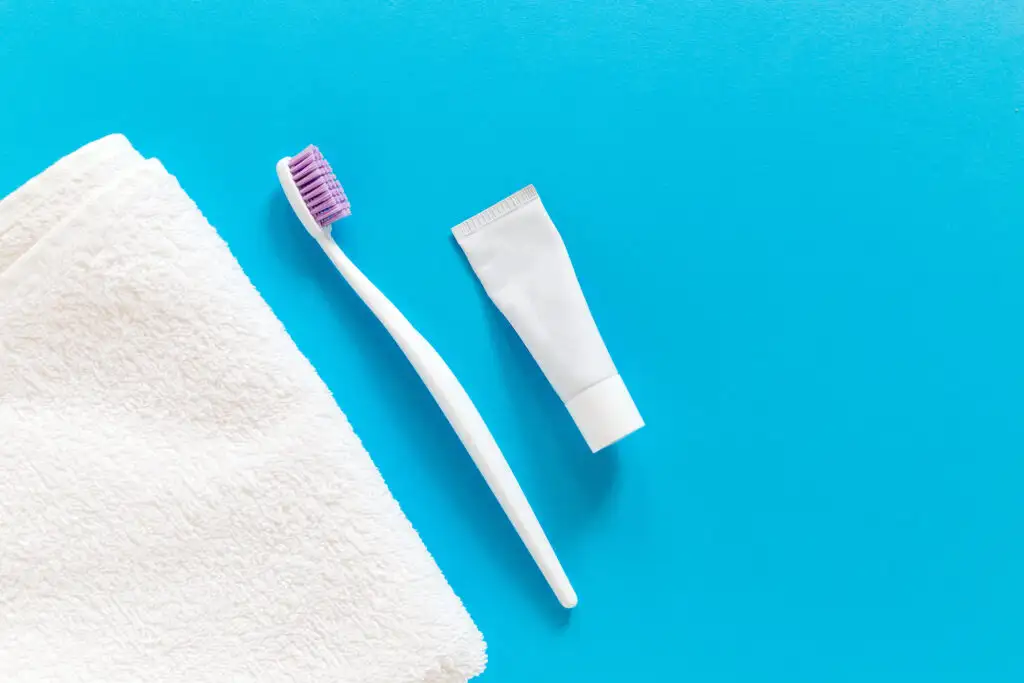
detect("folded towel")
[0,135,486,683]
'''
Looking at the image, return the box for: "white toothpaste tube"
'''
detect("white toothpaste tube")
[452,185,643,452]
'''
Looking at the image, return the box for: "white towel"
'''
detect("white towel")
[0,135,486,683]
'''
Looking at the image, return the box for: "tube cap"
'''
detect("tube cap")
[565,374,644,452]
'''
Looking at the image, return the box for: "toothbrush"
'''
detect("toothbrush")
[277,146,577,609]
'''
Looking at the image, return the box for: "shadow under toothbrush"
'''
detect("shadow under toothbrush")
[265,192,571,626]
[448,238,621,535]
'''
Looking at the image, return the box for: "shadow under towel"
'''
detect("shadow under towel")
[0,135,486,683]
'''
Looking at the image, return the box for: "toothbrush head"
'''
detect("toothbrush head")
[276,145,351,238]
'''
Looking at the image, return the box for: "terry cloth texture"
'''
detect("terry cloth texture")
[0,135,486,683]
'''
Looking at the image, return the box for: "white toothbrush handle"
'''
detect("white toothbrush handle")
[317,236,577,609]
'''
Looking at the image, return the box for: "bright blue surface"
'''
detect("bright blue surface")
[2,1,1023,679]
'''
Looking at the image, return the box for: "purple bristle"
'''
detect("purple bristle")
[288,145,352,227]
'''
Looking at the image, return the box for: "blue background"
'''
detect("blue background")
[2,0,1023,680]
